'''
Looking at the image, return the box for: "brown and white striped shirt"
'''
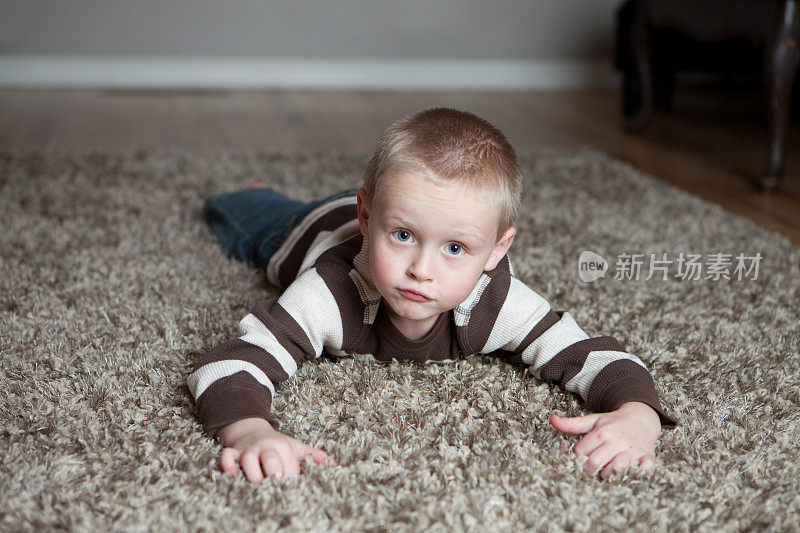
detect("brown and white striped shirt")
[189,195,676,437]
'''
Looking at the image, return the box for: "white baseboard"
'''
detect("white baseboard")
[0,56,618,90]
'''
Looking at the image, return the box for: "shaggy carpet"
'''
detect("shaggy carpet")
[1,148,798,532]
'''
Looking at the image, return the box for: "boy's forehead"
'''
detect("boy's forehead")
[381,168,485,202]
[377,173,502,239]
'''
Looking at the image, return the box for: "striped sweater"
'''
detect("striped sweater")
[189,195,676,437]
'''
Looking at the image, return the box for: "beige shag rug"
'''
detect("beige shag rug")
[1,149,799,531]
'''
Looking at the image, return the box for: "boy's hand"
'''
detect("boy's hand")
[549,401,661,480]
[217,417,336,483]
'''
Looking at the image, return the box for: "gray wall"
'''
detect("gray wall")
[0,0,621,61]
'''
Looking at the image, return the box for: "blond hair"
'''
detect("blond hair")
[362,107,522,241]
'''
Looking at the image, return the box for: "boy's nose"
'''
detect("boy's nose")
[407,252,433,281]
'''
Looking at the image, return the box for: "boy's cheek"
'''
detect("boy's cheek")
[369,246,397,287]
[443,271,483,307]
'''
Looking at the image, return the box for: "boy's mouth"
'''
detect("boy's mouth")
[399,289,432,302]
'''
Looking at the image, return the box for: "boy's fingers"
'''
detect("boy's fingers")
[638,454,656,475]
[220,447,241,475]
[240,451,265,484]
[599,451,635,480]
[583,442,619,477]
[314,449,337,466]
[549,412,600,435]
[259,449,285,480]
[573,429,607,457]
[272,443,300,478]
[294,441,337,466]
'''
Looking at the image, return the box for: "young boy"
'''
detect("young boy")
[189,107,676,484]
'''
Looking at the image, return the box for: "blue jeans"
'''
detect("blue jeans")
[204,187,359,269]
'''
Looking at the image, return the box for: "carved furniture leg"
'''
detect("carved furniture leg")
[761,0,800,190]
[624,0,654,132]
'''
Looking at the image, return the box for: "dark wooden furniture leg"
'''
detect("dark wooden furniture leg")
[624,0,653,132]
[761,0,800,190]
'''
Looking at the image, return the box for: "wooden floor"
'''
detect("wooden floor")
[1,88,798,244]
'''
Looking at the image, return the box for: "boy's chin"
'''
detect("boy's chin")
[386,302,439,322]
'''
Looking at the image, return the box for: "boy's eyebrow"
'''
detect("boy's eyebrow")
[383,213,409,225]
[383,214,415,231]
[453,230,486,247]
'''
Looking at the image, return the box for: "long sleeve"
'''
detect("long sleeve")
[460,259,677,427]
[188,266,347,438]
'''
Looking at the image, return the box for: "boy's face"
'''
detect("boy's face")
[357,171,515,338]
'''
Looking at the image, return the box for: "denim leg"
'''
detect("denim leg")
[253,187,360,267]
[204,187,359,268]
[204,188,308,265]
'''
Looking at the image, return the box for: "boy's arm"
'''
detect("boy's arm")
[466,267,676,478]
[474,273,676,427]
[188,267,346,439]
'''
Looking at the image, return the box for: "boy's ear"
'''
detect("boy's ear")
[356,188,370,239]
[484,226,516,271]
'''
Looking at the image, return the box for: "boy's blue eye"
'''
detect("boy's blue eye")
[394,230,412,242]
[446,243,464,256]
